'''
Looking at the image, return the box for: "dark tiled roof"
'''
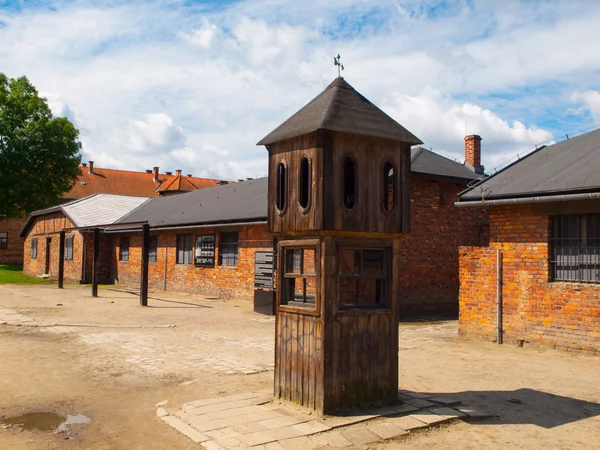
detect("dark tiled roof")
[460,128,600,201]
[119,178,268,228]
[257,77,422,146]
[411,147,479,183]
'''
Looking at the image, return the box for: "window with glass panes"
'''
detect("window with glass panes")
[219,232,239,266]
[31,238,38,259]
[0,232,7,250]
[551,213,600,283]
[337,246,389,309]
[65,236,74,260]
[148,236,158,263]
[176,234,193,264]
[119,237,130,261]
[280,245,317,310]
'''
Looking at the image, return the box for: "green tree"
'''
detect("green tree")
[0,74,81,218]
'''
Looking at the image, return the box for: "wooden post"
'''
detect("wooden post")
[58,231,65,289]
[92,228,99,297]
[140,224,150,307]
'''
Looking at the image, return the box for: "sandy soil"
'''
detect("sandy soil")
[0,284,599,449]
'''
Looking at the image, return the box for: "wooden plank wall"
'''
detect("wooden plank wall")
[274,311,324,411]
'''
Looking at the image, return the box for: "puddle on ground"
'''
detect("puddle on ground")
[0,412,91,432]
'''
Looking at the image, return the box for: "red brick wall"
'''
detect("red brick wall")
[113,225,273,299]
[398,178,488,317]
[459,204,600,354]
[22,213,86,282]
[0,217,26,265]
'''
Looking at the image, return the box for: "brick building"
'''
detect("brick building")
[457,129,600,353]
[0,162,226,265]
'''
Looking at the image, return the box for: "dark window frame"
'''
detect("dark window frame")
[0,232,7,250]
[336,241,391,311]
[31,238,38,259]
[277,239,320,316]
[176,234,194,265]
[550,213,600,283]
[218,232,239,267]
[65,235,74,260]
[276,161,287,214]
[298,156,311,212]
[342,154,358,210]
[119,237,130,262]
[148,235,158,263]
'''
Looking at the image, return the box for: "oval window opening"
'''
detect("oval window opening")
[299,157,310,209]
[276,162,286,211]
[343,156,356,209]
[383,162,396,212]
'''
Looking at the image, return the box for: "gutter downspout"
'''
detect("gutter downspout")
[497,249,503,345]
[455,191,600,208]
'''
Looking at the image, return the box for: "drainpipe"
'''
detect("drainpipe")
[496,249,503,344]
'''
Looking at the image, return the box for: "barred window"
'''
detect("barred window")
[280,246,317,310]
[176,234,193,264]
[0,232,7,250]
[148,236,158,263]
[119,237,130,262]
[65,236,74,260]
[219,232,239,266]
[31,238,38,259]
[551,214,600,283]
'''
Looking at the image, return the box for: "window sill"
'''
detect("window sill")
[278,303,319,317]
[336,306,391,316]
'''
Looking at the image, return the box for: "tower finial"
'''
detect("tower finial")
[333,54,344,78]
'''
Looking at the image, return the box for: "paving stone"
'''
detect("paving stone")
[429,407,466,419]
[202,441,227,450]
[291,420,331,435]
[188,392,264,408]
[393,404,420,414]
[264,442,286,450]
[409,412,450,426]
[385,415,429,431]
[265,425,304,440]
[429,397,462,407]
[279,436,317,449]
[188,416,228,433]
[193,400,264,415]
[205,405,265,421]
[319,413,376,428]
[368,422,408,440]
[216,436,247,448]
[458,407,494,420]
[232,422,268,434]
[339,427,380,446]
[156,407,169,418]
[257,417,297,430]
[402,398,437,409]
[206,427,242,440]
[398,390,433,399]
[155,400,168,407]
[237,431,278,447]
[161,415,210,443]
[364,406,398,416]
[309,431,353,448]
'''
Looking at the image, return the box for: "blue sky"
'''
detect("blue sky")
[2,0,600,179]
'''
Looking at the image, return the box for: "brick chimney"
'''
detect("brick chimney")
[176,169,182,176]
[153,167,159,182]
[88,161,94,174]
[464,135,484,175]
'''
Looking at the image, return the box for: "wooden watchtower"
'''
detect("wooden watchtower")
[258,77,422,414]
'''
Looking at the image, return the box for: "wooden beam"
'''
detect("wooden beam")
[57,231,65,289]
[92,227,99,298]
[140,224,150,307]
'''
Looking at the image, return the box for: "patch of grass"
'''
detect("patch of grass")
[0,265,54,284]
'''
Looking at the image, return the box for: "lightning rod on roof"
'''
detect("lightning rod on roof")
[334,54,344,77]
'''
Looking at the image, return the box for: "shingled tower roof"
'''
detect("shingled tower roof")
[257,77,423,146]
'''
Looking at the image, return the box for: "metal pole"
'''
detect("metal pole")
[140,224,150,306]
[58,231,65,289]
[92,228,99,298]
[496,249,503,344]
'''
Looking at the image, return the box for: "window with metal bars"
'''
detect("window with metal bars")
[337,247,389,309]
[0,232,7,250]
[119,237,130,262]
[218,232,239,266]
[65,236,74,260]
[148,236,158,263]
[280,246,317,310]
[550,214,600,283]
[176,234,193,264]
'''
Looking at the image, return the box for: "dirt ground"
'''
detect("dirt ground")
[0,284,599,449]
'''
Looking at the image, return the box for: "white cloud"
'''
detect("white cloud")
[1,0,598,180]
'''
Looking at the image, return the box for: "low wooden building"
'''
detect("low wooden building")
[457,128,600,354]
